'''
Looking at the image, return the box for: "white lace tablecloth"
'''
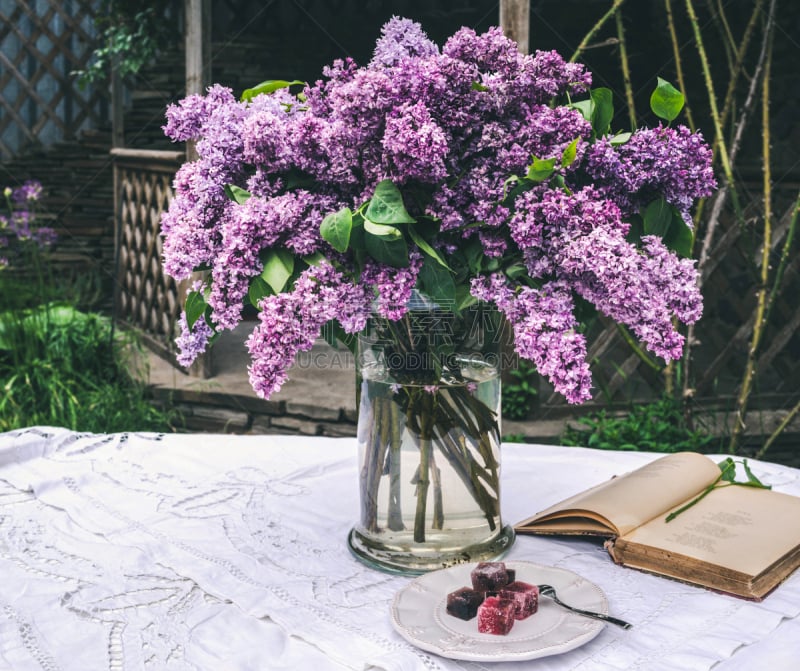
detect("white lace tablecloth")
[1,427,799,671]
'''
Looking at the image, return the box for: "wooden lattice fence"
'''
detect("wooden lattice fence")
[112,148,184,359]
[0,0,108,160]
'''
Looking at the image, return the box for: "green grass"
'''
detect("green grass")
[0,301,176,433]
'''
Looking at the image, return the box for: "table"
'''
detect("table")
[1,427,798,670]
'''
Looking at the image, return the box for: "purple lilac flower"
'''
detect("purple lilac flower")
[370,16,439,67]
[159,17,711,404]
[516,186,702,361]
[361,252,424,321]
[175,312,214,368]
[382,101,449,184]
[34,227,57,246]
[471,275,592,403]
[246,263,370,398]
[163,84,236,142]
[11,180,43,204]
[585,125,716,224]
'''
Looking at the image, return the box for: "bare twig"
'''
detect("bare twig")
[664,0,696,131]
[756,398,800,460]
[730,2,776,454]
[691,0,763,227]
[615,9,636,128]
[682,0,774,399]
[684,0,742,222]
[764,190,800,328]
[570,0,628,63]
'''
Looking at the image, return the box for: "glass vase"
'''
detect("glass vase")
[347,297,515,574]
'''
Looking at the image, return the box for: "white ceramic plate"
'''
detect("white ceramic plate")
[390,560,608,662]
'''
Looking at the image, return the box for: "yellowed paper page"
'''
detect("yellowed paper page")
[623,484,800,576]
[521,452,721,536]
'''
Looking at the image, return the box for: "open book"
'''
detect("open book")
[515,451,800,600]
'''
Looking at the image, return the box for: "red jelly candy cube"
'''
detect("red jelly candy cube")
[477,596,516,635]
[499,581,539,620]
[446,587,485,621]
[470,562,510,591]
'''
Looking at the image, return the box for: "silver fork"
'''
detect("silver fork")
[538,584,633,630]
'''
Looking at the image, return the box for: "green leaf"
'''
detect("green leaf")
[455,284,478,311]
[625,213,645,245]
[526,156,557,182]
[417,255,456,307]
[505,263,527,280]
[650,77,685,122]
[365,180,416,224]
[742,459,771,489]
[303,251,327,267]
[463,237,484,274]
[642,198,674,237]
[320,207,353,253]
[503,174,520,199]
[224,184,251,205]
[471,81,489,92]
[570,99,593,122]
[609,131,632,146]
[364,220,402,238]
[590,88,614,136]
[663,213,695,258]
[407,225,450,270]
[241,79,305,102]
[718,458,737,482]
[503,174,534,202]
[364,228,408,267]
[260,248,295,294]
[248,275,271,309]
[561,138,579,168]
[184,291,207,330]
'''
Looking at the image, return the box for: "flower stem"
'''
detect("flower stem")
[413,396,433,542]
[387,399,405,531]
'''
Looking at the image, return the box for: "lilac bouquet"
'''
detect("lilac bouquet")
[162,17,715,406]
[1,180,56,271]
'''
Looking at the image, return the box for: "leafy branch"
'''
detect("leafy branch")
[665,457,771,522]
[73,0,176,87]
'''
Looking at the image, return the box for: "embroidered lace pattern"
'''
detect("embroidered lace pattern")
[1,427,799,670]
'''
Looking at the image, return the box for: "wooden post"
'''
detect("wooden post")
[185,0,211,98]
[185,0,211,163]
[499,1,533,403]
[182,0,213,378]
[111,55,125,335]
[500,0,530,54]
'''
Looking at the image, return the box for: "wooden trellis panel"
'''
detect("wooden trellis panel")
[0,0,106,159]
[112,148,184,360]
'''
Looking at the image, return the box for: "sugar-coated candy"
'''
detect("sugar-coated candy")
[499,581,539,620]
[446,587,485,620]
[470,562,511,591]
[477,596,516,635]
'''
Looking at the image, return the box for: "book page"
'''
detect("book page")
[622,484,800,577]
[517,452,721,537]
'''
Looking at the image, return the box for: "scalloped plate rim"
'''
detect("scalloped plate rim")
[390,560,608,662]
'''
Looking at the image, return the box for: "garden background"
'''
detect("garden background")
[1,0,798,462]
